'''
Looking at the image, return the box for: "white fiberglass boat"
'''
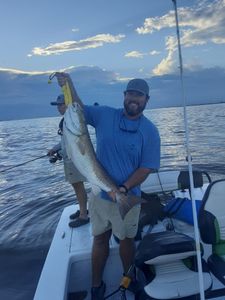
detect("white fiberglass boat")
[34,170,225,300]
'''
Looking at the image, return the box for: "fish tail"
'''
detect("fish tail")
[117,193,144,220]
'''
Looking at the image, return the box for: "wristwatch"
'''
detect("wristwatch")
[119,184,129,194]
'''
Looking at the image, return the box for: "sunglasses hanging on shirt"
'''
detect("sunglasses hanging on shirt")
[119,114,141,133]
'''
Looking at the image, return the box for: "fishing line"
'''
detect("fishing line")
[0,154,47,173]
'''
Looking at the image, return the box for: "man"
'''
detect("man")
[48,94,89,228]
[56,74,160,299]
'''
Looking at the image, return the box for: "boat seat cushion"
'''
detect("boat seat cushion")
[198,180,225,285]
[178,170,204,190]
[199,180,225,246]
[207,254,225,285]
[135,231,196,267]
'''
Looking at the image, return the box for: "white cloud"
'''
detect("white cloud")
[149,50,160,56]
[0,65,90,76]
[152,36,177,75]
[72,28,79,32]
[125,51,144,58]
[137,0,225,46]
[125,50,160,59]
[136,12,175,34]
[0,67,52,75]
[136,0,225,75]
[29,33,125,56]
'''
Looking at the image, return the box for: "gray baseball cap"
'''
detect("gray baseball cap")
[125,78,149,96]
[50,94,65,105]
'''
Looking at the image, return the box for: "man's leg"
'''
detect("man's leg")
[120,237,141,294]
[92,230,112,287]
[119,237,136,274]
[71,181,88,219]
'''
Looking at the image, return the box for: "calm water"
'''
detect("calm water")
[0,103,225,300]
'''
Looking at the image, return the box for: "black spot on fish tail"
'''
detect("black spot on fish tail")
[117,193,145,220]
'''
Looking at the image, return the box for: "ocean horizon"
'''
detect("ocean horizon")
[1,101,225,122]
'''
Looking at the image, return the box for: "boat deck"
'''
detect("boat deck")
[34,172,225,300]
[69,207,132,300]
[35,203,225,300]
[34,204,135,300]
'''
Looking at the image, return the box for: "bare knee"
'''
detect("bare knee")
[120,237,134,245]
[72,181,84,190]
[93,230,112,247]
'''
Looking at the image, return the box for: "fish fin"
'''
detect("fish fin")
[116,193,145,220]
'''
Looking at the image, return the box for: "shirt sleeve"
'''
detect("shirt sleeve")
[83,105,100,127]
[52,142,61,152]
[83,105,110,127]
[140,126,160,170]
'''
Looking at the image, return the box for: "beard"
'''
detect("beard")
[124,100,147,117]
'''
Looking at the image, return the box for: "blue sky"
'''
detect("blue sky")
[1,0,225,79]
[1,0,225,121]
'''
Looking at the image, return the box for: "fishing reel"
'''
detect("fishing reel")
[49,151,62,164]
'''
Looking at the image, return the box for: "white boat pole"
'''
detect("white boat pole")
[171,1,205,299]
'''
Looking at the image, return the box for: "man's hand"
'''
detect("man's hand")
[47,149,56,156]
[107,185,128,202]
[107,190,117,202]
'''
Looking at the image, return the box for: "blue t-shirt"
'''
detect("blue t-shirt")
[84,105,160,199]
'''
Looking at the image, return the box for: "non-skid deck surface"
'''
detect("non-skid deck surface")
[67,204,135,300]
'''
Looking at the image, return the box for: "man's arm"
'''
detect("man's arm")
[108,168,153,200]
[121,167,153,192]
[47,142,61,156]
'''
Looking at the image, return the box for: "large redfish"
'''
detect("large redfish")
[63,102,142,219]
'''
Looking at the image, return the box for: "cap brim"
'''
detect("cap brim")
[125,89,146,96]
[50,102,58,105]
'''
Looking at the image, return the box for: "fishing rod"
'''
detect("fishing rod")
[171,0,205,299]
[0,154,47,173]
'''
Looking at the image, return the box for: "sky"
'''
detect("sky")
[1,0,225,79]
[1,0,225,121]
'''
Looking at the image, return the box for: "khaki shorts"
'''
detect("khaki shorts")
[89,192,141,240]
[63,159,86,184]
